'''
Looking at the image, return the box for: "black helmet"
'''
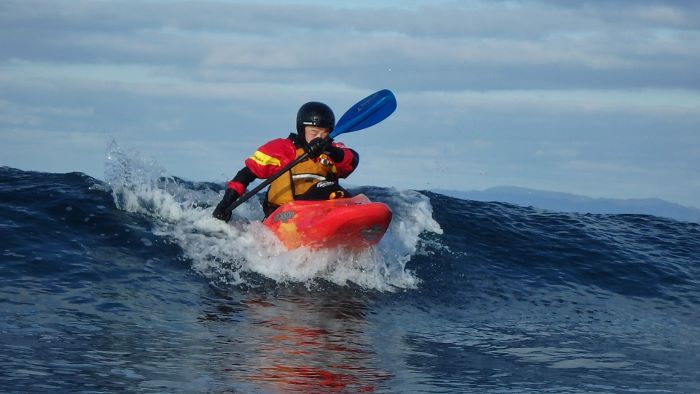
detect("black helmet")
[296,102,335,134]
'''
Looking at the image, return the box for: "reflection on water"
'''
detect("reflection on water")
[200,286,390,392]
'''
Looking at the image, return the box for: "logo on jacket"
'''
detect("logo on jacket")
[316,181,334,188]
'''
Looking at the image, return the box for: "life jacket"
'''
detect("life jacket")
[266,147,339,207]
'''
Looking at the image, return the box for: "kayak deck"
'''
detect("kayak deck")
[262,194,392,250]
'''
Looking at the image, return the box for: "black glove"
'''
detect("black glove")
[212,188,240,222]
[305,137,331,158]
[325,145,345,162]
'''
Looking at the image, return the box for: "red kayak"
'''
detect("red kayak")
[262,194,392,250]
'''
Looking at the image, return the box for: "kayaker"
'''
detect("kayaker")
[212,101,360,221]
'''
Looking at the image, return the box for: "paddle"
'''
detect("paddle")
[223,89,397,216]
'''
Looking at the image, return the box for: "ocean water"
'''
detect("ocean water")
[1,145,699,393]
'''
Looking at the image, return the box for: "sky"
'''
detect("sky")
[1,0,699,208]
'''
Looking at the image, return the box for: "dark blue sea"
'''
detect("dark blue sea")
[2,145,700,393]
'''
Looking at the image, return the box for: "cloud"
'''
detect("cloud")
[1,0,699,207]
[3,0,699,91]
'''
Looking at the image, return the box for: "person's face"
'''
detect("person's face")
[304,126,330,143]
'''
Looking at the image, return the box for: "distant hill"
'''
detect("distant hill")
[434,186,700,223]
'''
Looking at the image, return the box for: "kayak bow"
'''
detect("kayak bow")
[262,194,392,250]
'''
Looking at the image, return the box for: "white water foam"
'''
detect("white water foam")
[104,141,443,291]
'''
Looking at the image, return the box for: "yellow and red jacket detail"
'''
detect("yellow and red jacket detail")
[227,138,357,207]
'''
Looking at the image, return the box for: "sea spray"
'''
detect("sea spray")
[104,141,443,290]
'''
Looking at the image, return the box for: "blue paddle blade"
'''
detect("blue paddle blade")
[331,89,397,138]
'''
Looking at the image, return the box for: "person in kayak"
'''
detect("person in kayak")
[212,101,360,221]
